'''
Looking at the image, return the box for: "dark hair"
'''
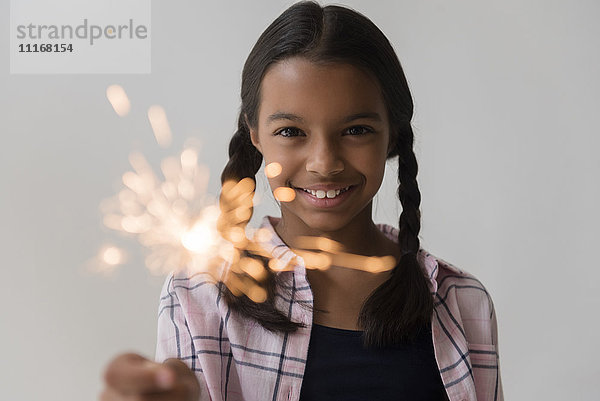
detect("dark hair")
[219,0,432,348]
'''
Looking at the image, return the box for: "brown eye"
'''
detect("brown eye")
[274,127,304,137]
[345,126,373,136]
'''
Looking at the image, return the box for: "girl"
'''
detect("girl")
[101,2,503,400]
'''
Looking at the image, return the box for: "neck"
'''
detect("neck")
[269,209,402,330]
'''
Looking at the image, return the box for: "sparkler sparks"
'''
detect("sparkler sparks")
[147,105,172,148]
[273,186,296,202]
[264,162,282,178]
[106,84,131,117]
[87,244,128,277]
[100,145,223,276]
[95,85,400,304]
[102,246,125,266]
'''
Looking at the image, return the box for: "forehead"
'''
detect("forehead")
[258,57,387,122]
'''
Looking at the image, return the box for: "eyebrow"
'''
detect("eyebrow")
[266,111,382,125]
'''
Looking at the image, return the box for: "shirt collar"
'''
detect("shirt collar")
[253,215,461,293]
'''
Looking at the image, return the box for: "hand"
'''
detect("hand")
[100,353,200,401]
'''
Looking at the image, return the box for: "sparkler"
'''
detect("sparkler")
[95,84,398,303]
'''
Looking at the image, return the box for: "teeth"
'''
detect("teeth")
[301,186,350,199]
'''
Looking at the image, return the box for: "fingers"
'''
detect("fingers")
[101,354,201,401]
[103,353,174,395]
[99,386,128,401]
[153,359,201,401]
[162,358,194,380]
[100,385,192,401]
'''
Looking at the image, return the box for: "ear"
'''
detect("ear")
[245,113,262,153]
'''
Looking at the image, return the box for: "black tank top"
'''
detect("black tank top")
[298,321,448,401]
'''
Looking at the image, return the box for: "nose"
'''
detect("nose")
[305,135,344,176]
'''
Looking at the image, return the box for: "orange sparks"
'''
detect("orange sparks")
[292,249,332,270]
[295,235,344,253]
[273,187,296,202]
[254,228,273,242]
[264,162,282,178]
[239,257,267,281]
[245,285,267,303]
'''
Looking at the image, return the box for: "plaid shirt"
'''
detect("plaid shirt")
[155,216,503,401]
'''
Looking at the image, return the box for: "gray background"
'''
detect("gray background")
[1,0,598,400]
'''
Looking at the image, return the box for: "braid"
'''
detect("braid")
[396,128,422,256]
[358,123,433,348]
[218,113,305,332]
[220,114,263,184]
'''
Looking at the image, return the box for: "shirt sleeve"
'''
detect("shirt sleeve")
[490,294,504,401]
[155,273,210,401]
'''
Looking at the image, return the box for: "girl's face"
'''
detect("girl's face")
[248,57,392,235]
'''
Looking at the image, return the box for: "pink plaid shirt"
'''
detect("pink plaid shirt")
[155,215,503,401]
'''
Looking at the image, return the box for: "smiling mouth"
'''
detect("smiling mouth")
[295,186,352,199]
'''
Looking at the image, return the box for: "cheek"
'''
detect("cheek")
[266,177,286,192]
[352,146,387,178]
[262,153,301,188]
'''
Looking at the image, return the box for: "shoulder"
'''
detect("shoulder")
[436,254,490,287]
[158,269,224,316]
[426,252,498,344]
